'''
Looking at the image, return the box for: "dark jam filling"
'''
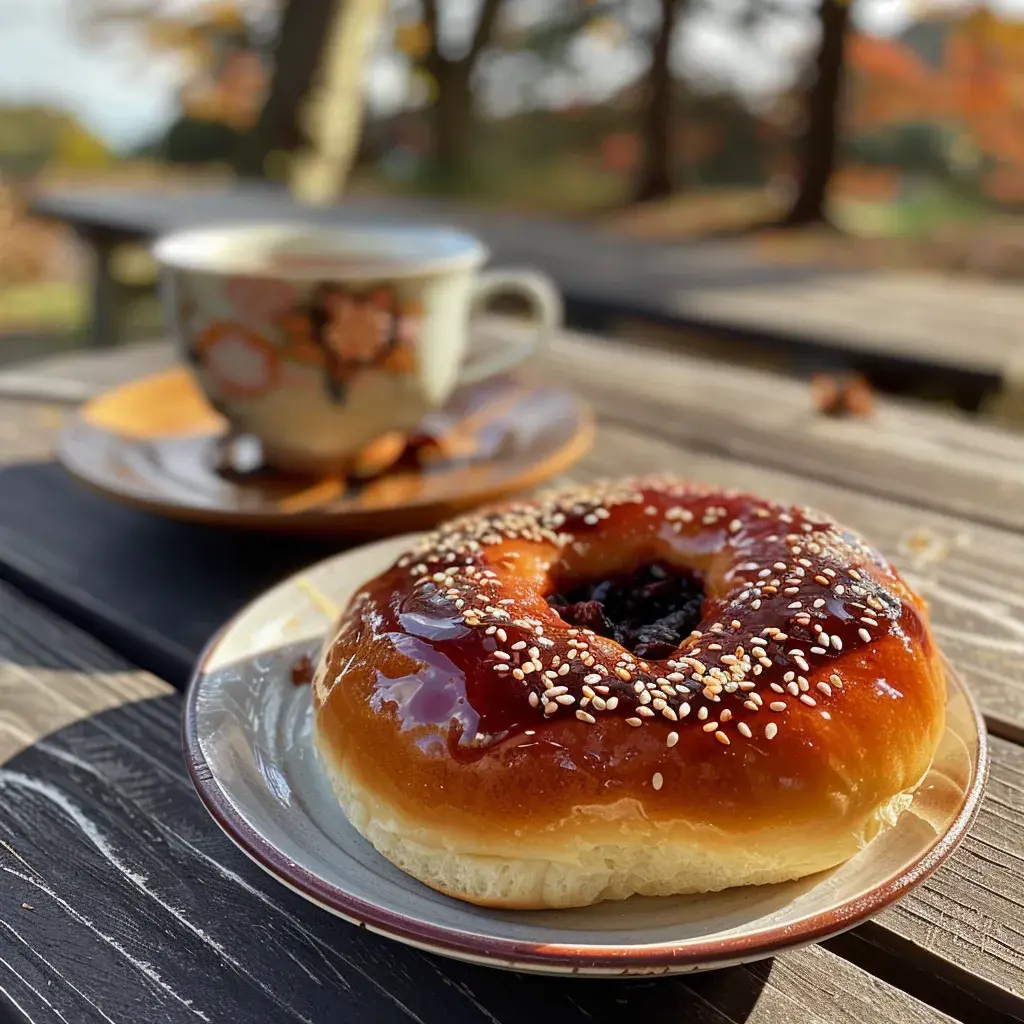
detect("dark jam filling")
[547,562,706,660]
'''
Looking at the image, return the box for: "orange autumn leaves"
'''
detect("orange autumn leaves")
[192,278,421,401]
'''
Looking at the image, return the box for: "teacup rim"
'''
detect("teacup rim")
[153,220,489,281]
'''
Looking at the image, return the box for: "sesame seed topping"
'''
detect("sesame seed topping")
[575,710,596,724]
[858,628,871,643]
[652,772,664,791]
[738,722,752,738]
[770,701,787,712]
[765,723,778,740]
[715,731,731,745]
[667,731,679,748]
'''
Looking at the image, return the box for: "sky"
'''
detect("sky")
[1,0,1021,152]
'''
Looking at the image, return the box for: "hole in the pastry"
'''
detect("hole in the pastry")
[547,563,706,660]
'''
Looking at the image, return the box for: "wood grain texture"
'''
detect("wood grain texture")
[4,329,1022,531]
[0,402,65,465]
[0,341,173,403]
[0,580,166,761]
[673,271,1024,376]
[876,735,1024,1018]
[0,584,953,1024]
[542,330,1024,533]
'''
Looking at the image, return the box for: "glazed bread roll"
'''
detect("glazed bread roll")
[312,477,946,909]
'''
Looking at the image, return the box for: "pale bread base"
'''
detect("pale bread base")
[316,737,919,909]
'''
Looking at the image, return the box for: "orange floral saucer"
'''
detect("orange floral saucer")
[56,369,593,534]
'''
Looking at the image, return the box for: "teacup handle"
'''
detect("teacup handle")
[457,269,563,385]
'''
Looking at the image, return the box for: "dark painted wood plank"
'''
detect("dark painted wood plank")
[0,581,951,1024]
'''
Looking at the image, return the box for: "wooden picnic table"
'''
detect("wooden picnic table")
[31,184,1024,410]
[0,327,1023,1022]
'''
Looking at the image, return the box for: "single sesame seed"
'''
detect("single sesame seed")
[698,706,709,721]
[703,721,719,733]
[770,701,787,712]
[858,628,871,643]
[738,722,752,738]
[817,682,832,696]
[715,731,731,746]
[830,635,843,651]
[765,723,778,740]
[575,710,596,724]
[625,717,642,727]
[679,702,691,718]
[652,772,664,791]
[528,692,539,707]
[800,694,817,706]
[667,731,679,748]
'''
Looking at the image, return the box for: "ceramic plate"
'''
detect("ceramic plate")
[58,371,592,534]
[184,536,989,976]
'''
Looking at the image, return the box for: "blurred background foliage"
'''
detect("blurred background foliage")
[7,0,1024,339]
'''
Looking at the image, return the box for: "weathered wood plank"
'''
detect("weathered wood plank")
[543,329,1024,533]
[675,271,1024,376]
[878,734,1024,1019]
[4,329,1021,532]
[0,582,950,1024]
[574,421,1024,743]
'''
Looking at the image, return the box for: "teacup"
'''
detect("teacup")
[154,222,562,474]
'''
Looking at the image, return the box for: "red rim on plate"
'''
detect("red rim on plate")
[183,640,988,973]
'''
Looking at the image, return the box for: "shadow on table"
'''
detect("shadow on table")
[0,459,346,683]
[0,693,775,1023]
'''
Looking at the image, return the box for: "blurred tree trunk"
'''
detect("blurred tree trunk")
[234,0,336,178]
[421,0,506,181]
[780,0,851,227]
[290,0,387,204]
[633,0,686,204]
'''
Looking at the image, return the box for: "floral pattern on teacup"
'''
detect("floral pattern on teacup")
[195,321,279,399]
[307,285,421,402]
[225,276,298,325]
[275,311,325,367]
[191,284,422,406]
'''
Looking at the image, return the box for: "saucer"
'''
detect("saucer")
[57,369,593,533]
[183,535,988,977]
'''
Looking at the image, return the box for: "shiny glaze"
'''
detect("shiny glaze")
[316,478,931,765]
